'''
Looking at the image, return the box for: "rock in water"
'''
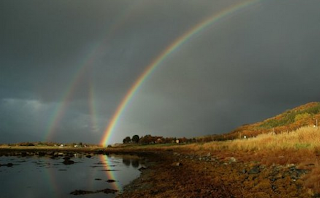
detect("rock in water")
[63,159,75,165]
[101,188,117,194]
[70,190,91,195]
[70,188,117,195]
[107,179,116,183]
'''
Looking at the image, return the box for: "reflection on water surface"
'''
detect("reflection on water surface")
[0,154,142,198]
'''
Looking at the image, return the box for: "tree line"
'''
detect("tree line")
[122,134,218,145]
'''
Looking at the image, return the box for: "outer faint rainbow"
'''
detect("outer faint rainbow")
[101,0,260,146]
[45,4,138,141]
[45,64,90,141]
[89,81,99,133]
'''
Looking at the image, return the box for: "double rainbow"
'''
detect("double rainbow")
[45,3,139,141]
[101,0,261,146]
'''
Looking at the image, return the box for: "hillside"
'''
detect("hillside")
[218,102,320,140]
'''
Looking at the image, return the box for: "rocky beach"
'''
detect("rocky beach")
[119,150,311,198]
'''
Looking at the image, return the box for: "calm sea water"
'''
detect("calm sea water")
[0,154,142,198]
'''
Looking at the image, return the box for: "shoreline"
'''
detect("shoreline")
[0,147,316,197]
[118,150,311,198]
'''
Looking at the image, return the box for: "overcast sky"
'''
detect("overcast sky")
[1,0,320,145]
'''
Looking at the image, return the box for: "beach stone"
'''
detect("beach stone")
[138,166,147,171]
[172,162,182,167]
[288,166,309,180]
[248,166,260,174]
[229,157,237,163]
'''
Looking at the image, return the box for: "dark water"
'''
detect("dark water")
[0,154,143,198]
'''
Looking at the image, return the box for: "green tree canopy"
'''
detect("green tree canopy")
[123,136,131,144]
[132,135,140,143]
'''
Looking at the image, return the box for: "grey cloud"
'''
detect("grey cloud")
[1,0,320,144]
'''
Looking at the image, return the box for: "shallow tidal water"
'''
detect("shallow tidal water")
[0,154,142,198]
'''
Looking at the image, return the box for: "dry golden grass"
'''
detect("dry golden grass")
[183,126,320,152]
[174,126,320,195]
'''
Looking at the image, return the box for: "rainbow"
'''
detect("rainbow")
[45,3,138,141]
[101,0,261,146]
[45,63,91,141]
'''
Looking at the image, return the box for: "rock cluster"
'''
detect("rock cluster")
[0,163,13,167]
[120,152,311,198]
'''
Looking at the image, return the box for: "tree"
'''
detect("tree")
[123,136,131,144]
[132,135,140,143]
[139,135,152,144]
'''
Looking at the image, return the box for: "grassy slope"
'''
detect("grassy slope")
[224,102,320,140]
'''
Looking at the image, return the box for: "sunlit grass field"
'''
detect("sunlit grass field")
[197,126,320,151]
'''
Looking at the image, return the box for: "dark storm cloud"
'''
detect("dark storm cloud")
[115,0,320,140]
[1,0,320,144]
[0,0,219,102]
